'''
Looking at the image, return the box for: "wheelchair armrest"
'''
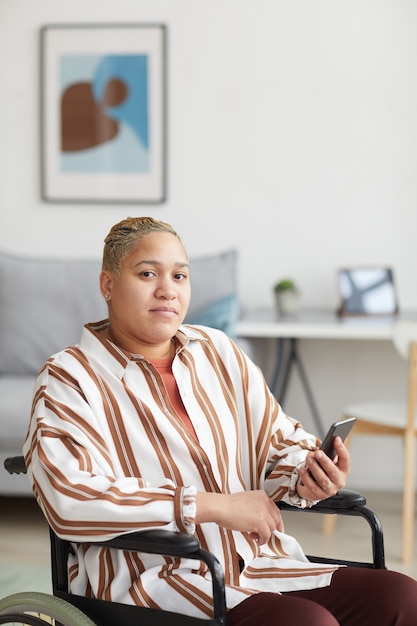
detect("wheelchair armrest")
[314,488,366,511]
[96,529,201,556]
[4,455,27,475]
[278,488,366,513]
[278,488,386,569]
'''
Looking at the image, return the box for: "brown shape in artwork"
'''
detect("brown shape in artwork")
[61,79,127,153]
[101,78,129,108]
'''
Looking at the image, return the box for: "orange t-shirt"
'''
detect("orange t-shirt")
[149,357,198,441]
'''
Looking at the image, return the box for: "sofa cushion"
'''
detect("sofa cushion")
[186,294,238,337]
[185,249,238,332]
[0,251,107,375]
[0,376,35,447]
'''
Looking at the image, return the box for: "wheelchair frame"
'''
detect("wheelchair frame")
[1,455,386,625]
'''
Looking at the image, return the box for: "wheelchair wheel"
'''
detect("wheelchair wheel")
[0,592,96,625]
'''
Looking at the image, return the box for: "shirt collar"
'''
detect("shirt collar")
[81,320,209,379]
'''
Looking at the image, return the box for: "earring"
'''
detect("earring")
[105,294,110,301]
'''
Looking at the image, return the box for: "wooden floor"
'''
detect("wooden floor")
[1,492,417,579]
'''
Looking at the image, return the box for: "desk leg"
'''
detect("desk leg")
[270,338,325,438]
[270,337,286,397]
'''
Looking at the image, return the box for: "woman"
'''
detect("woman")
[24,216,417,625]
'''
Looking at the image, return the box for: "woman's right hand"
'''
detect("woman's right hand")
[196,490,284,545]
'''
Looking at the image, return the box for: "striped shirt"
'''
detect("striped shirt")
[23,321,339,619]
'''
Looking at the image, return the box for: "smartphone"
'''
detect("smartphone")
[319,417,356,460]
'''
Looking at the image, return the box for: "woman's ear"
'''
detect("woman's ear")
[100,270,113,300]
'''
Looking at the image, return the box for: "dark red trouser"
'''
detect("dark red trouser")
[228,567,417,626]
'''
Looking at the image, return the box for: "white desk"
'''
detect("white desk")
[236,308,417,341]
[236,308,417,436]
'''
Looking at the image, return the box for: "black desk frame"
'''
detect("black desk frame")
[270,337,326,438]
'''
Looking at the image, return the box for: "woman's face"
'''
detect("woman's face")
[100,231,191,357]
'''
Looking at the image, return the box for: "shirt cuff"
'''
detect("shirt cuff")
[174,485,197,535]
[288,466,319,509]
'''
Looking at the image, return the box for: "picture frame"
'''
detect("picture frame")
[41,24,167,204]
[337,267,399,317]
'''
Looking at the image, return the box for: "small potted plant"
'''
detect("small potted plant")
[273,278,301,316]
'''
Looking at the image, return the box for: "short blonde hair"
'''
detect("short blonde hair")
[102,216,187,273]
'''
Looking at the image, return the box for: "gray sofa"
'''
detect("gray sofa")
[0,248,238,496]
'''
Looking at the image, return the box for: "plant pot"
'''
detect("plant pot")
[274,290,300,316]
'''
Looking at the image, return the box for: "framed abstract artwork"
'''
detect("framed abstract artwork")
[337,267,399,316]
[41,24,167,204]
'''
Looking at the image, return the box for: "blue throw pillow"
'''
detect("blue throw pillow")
[185,293,238,337]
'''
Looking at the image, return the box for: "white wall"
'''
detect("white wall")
[1,0,417,490]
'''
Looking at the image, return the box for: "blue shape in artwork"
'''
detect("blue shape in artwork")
[60,55,102,89]
[92,55,149,149]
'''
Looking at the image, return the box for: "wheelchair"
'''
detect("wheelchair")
[0,455,386,625]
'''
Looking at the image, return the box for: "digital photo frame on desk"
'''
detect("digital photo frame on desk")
[337,267,399,317]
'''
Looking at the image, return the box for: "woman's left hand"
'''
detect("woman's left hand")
[296,436,350,501]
